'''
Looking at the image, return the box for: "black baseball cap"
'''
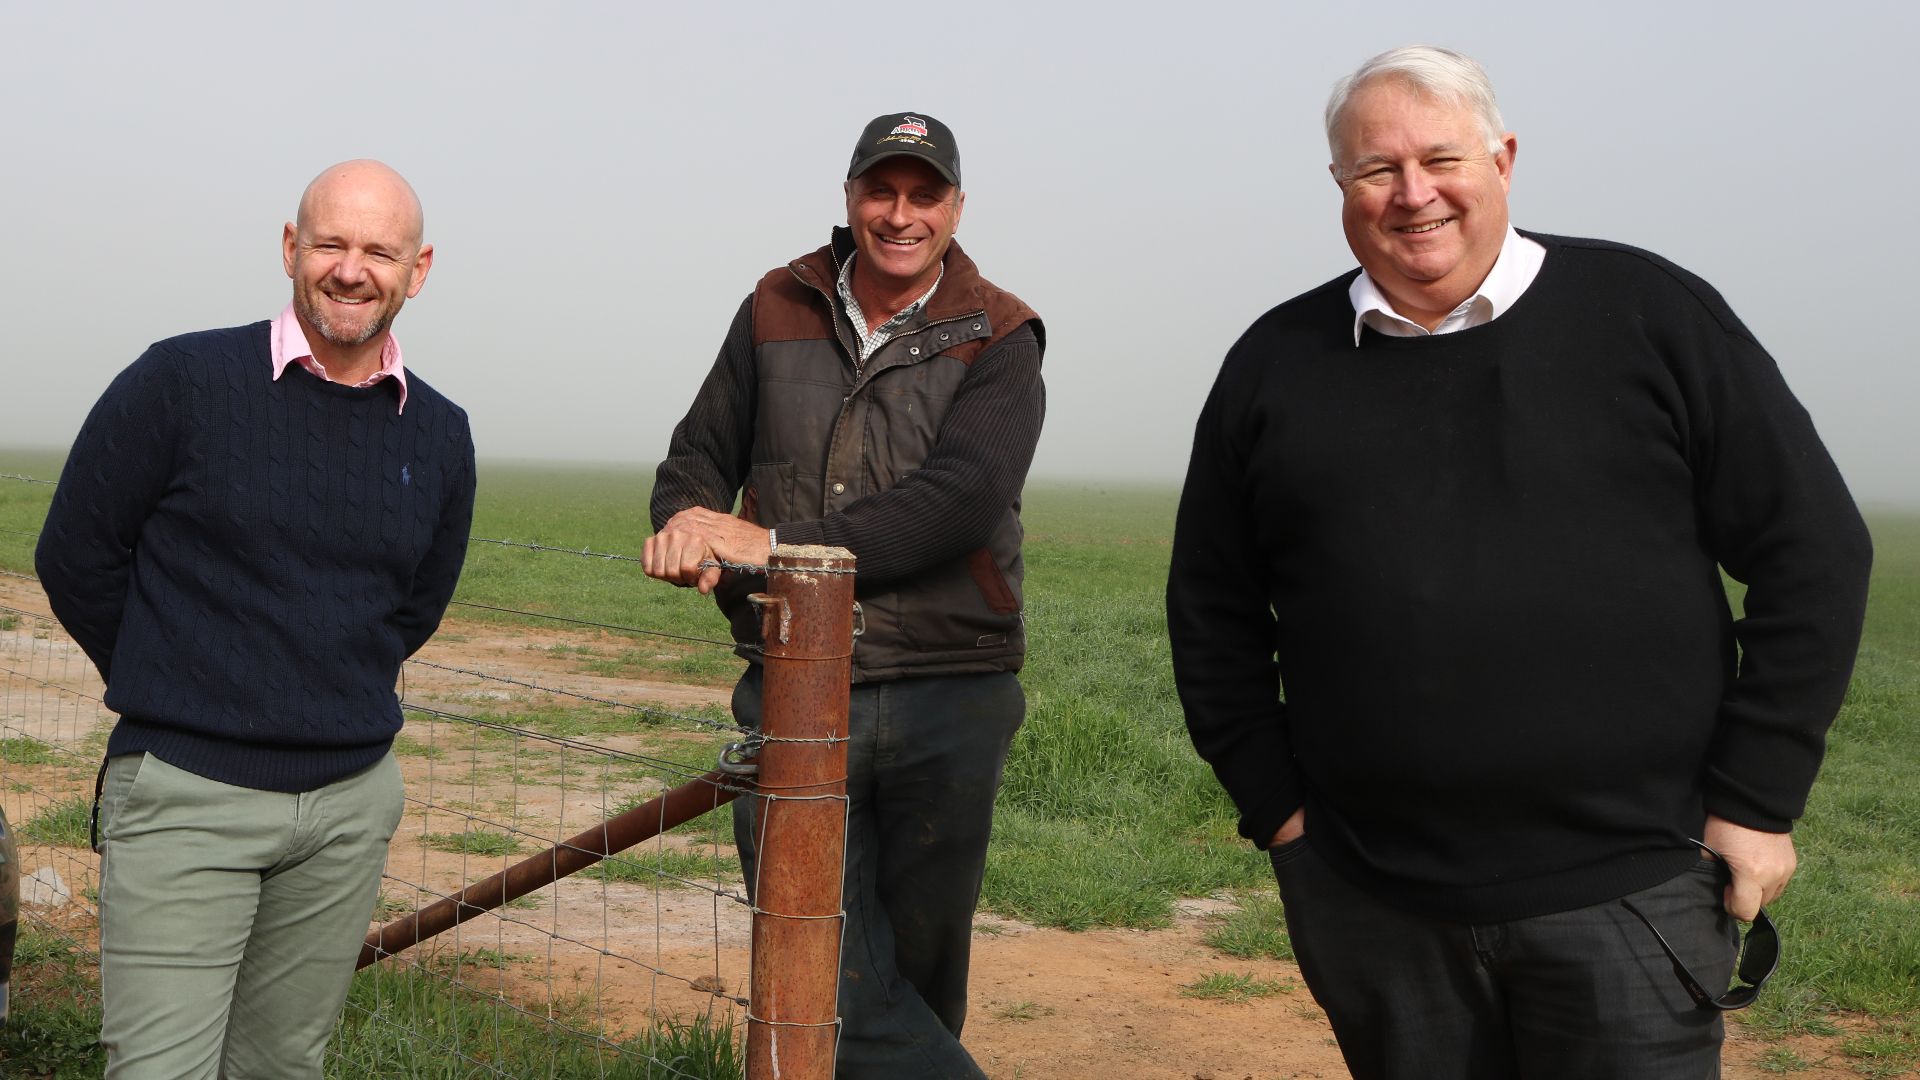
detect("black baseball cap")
[847,112,961,188]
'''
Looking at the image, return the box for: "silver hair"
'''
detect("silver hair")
[1325,46,1506,166]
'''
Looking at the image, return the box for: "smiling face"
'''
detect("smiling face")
[1331,77,1515,327]
[282,161,432,357]
[844,157,964,301]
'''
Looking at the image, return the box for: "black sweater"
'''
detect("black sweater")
[36,323,476,793]
[1167,234,1872,922]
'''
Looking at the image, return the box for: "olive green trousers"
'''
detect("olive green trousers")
[95,751,402,1080]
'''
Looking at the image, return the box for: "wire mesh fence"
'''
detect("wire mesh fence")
[0,468,849,1079]
[1,595,109,997]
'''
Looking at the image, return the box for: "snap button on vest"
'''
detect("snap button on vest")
[909,347,920,355]
[832,482,846,495]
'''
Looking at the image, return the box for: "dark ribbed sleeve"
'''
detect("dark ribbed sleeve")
[773,325,1045,585]
[1167,340,1298,848]
[650,296,758,530]
[35,345,185,683]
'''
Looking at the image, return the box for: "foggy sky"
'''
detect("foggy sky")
[4,1,1915,506]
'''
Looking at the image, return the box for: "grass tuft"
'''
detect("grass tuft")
[419,829,525,857]
[1755,1045,1814,1073]
[20,796,94,847]
[582,846,740,886]
[991,1000,1053,1022]
[1179,971,1291,1003]
[428,947,528,972]
[1201,892,1294,961]
[0,736,61,766]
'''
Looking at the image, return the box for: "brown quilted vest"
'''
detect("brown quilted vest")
[718,230,1042,682]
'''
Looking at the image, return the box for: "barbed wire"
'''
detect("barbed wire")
[446,598,747,651]
[396,700,751,795]
[0,474,830,654]
[404,657,742,736]
[3,472,834,573]
[469,536,646,564]
[0,559,751,654]
[698,557,856,577]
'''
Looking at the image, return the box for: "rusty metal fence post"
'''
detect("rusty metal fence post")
[745,544,855,1080]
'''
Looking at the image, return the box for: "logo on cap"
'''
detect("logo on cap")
[890,116,930,139]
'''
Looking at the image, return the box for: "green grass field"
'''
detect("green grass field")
[3,453,1917,1074]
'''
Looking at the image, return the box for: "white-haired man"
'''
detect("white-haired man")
[1168,46,1871,1078]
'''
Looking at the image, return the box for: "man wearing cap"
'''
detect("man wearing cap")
[1168,46,1870,1077]
[645,113,1044,1079]
[37,160,473,1078]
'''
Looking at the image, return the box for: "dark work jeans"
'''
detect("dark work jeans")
[732,667,1024,1080]
[1270,839,1739,1080]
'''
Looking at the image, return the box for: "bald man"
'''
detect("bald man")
[37,160,475,1079]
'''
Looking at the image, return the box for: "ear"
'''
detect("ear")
[1495,133,1517,193]
[843,179,856,224]
[1328,161,1344,191]
[405,243,434,298]
[282,222,298,278]
[952,189,965,233]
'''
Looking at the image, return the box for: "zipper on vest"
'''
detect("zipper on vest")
[791,253,863,376]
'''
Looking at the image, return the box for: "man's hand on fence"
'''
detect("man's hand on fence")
[644,508,771,595]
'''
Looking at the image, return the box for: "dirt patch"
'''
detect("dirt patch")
[961,910,1868,1079]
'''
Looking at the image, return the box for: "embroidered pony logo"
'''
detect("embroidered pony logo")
[401,464,412,486]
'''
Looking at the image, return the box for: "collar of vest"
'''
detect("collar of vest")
[783,228,1042,353]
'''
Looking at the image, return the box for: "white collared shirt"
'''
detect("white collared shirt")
[1349,227,1547,345]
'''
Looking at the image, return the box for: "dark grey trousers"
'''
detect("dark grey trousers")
[732,667,1023,1080]
[1271,839,1740,1080]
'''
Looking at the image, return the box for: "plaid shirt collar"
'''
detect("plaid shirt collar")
[836,254,944,364]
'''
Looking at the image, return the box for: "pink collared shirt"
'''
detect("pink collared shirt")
[269,303,409,413]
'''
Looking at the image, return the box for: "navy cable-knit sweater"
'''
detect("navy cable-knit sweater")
[36,322,476,793]
[1168,233,1872,922]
